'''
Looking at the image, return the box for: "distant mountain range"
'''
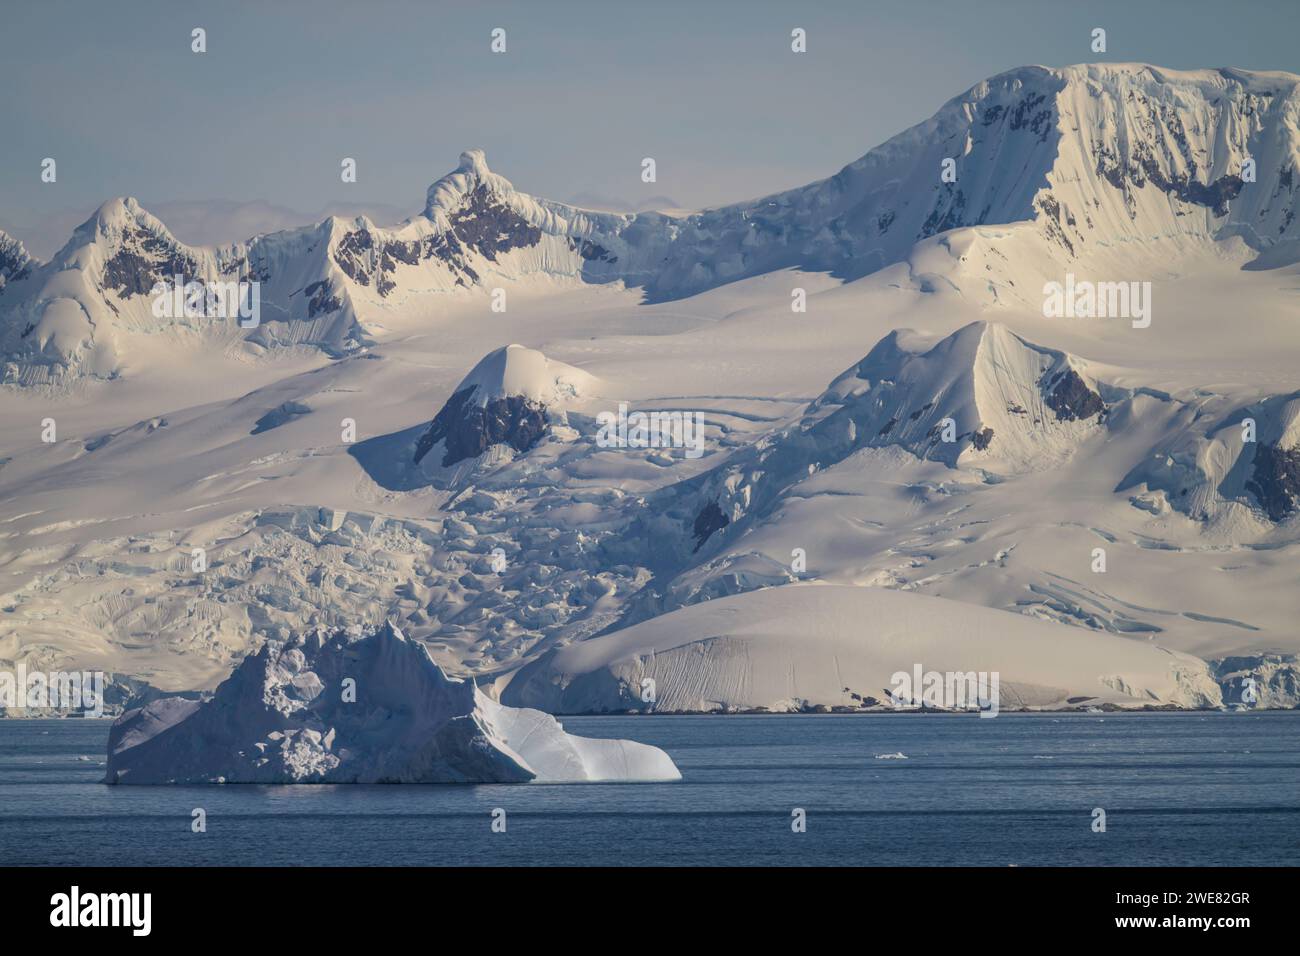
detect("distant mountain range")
[3,63,1297,387]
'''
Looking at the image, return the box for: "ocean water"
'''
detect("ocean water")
[2,712,1297,866]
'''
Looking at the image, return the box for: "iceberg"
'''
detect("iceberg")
[103,621,680,784]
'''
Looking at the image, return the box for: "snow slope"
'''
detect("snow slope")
[1119,388,1300,530]
[105,620,680,784]
[503,584,1221,713]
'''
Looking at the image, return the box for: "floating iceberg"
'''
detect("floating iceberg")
[104,622,680,784]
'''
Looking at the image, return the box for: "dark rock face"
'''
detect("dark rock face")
[0,236,31,292]
[569,238,618,264]
[921,187,968,239]
[1246,443,1300,521]
[1006,90,1053,142]
[970,427,995,451]
[251,401,312,435]
[1176,174,1244,216]
[333,229,375,286]
[421,233,480,288]
[1036,193,1077,255]
[336,229,434,296]
[218,254,270,282]
[413,387,549,468]
[103,231,199,298]
[1092,92,1245,219]
[332,185,542,298]
[303,280,342,318]
[1044,367,1104,421]
[1277,164,1296,234]
[692,500,730,550]
[449,184,542,260]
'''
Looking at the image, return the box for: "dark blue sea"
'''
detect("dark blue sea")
[3,712,1298,866]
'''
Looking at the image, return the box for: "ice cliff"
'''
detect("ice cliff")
[104,621,680,784]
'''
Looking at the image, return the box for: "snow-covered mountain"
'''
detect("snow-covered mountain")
[0,198,368,385]
[3,62,1300,714]
[783,320,1109,472]
[645,321,1114,566]
[4,64,1297,387]
[412,344,596,478]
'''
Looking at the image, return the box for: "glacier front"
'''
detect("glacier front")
[103,621,680,784]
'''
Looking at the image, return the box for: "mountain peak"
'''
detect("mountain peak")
[89,196,146,228]
[457,148,493,178]
[424,148,519,221]
[412,345,597,474]
[810,320,1105,470]
[457,343,596,408]
[68,196,178,254]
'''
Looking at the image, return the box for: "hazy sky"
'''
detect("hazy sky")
[2,0,1298,256]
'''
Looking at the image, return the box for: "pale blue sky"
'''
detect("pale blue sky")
[2,0,1297,256]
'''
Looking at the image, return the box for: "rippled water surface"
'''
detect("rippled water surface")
[3,712,1297,866]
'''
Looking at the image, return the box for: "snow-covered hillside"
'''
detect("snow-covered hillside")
[1119,388,1300,530]
[502,584,1221,713]
[2,62,1299,714]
